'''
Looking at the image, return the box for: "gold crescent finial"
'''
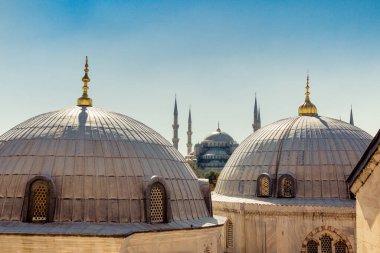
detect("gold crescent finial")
[77,56,93,107]
[298,74,318,116]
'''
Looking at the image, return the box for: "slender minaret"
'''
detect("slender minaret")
[252,93,261,132]
[350,106,354,126]
[258,106,261,129]
[187,108,192,155]
[172,96,179,149]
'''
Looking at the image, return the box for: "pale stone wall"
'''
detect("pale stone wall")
[214,201,355,253]
[355,157,380,253]
[121,226,223,253]
[0,235,123,253]
[0,226,223,253]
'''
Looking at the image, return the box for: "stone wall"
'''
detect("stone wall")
[355,151,380,253]
[214,200,355,253]
[121,226,223,253]
[0,226,223,253]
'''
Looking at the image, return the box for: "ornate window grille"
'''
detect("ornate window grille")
[335,241,347,253]
[320,235,332,253]
[30,180,49,223]
[257,174,271,197]
[226,219,233,248]
[279,175,295,198]
[150,183,166,223]
[306,240,318,253]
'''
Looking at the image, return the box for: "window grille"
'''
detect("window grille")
[335,241,347,253]
[226,220,233,248]
[258,175,270,197]
[306,240,318,253]
[320,235,332,253]
[150,183,165,223]
[280,175,295,197]
[31,180,49,222]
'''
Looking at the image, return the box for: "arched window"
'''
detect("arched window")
[320,234,332,253]
[335,241,347,253]
[307,240,318,253]
[302,227,352,253]
[257,174,271,197]
[279,174,295,198]
[150,183,166,223]
[226,219,233,249]
[28,180,50,223]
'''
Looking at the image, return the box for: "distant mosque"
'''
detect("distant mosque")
[171,95,261,173]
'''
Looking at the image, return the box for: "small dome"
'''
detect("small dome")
[203,148,228,156]
[204,129,234,143]
[0,106,209,223]
[201,148,229,160]
[215,115,372,199]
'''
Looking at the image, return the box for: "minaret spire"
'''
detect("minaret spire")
[217,121,221,132]
[77,56,93,107]
[253,93,261,132]
[187,107,192,155]
[350,105,354,126]
[172,95,179,149]
[258,106,261,129]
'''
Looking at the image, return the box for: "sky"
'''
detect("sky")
[0,0,379,155]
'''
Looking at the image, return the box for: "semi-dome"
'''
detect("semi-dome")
[215,115,372,199]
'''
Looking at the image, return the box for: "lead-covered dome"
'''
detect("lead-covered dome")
[0,106,209,223]
[204,129,235,143]
[215,115,372,199]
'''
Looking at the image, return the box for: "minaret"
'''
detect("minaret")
[252,93,261,132]
[187,108,192,155]
[350,106,354,126]
[258,106,261,129]
[77,56,93,107]
[172,96,179,149]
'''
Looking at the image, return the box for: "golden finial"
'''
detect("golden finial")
[77,56,93,107]
[298,74,318,116]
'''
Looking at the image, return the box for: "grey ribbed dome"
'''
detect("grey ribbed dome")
[204,130,234,143]
[215,115,372,199]
[0,106,209,222]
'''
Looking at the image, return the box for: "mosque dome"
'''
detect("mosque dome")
[215,77,372,200]
[204,127,235,143]
[0,59,210,224]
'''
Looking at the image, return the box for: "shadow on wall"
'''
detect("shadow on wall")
[358,196,380,230]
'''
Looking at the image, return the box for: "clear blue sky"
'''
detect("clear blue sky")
[0,1,379,155]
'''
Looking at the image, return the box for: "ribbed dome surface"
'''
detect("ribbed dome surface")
[0,106,208,222]
[215,116,372,199]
